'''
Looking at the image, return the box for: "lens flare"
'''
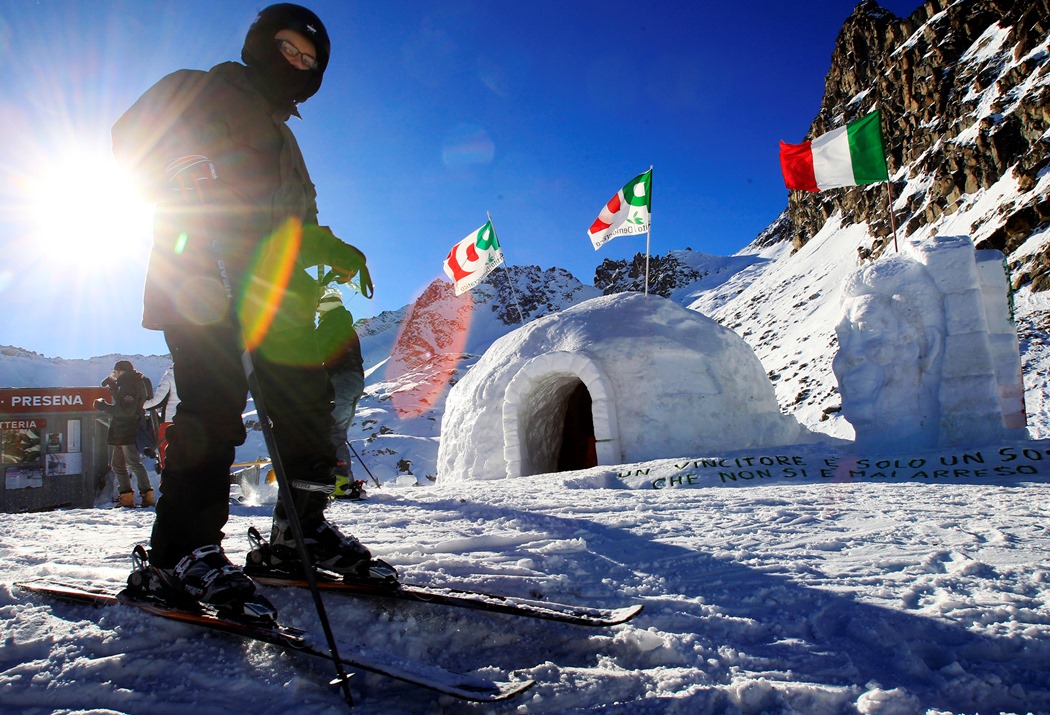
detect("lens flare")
[239,217,303,351]
[386,281,473,419]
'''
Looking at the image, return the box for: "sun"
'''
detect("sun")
[25,150,154,271]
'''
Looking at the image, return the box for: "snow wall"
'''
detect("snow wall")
[437,292,809,483]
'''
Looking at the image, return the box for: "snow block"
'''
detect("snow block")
[908,234,980,294]
[987,333,1023,383]
[975,250,1013,334]
[938,375,999,413]
[835,235,1025,449]
[940,411,1006,445]
[940,333,996,378]
[942,289,990,335]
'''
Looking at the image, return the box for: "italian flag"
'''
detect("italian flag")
[443,219,505,295]
[779,110,888,192]
[588,169,652,250]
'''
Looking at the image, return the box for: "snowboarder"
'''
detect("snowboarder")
[93,360,154,507]
[112,3,375,620]
[316,287,367,499]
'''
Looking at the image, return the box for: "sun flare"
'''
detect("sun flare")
[26,151,154,271]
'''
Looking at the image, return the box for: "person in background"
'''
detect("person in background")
[94,360,154,508]
[112,3,375,620]
[316,286,366,499]
[144,367,180,423]
[143,367,180,472]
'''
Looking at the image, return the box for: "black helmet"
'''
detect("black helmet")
[242,4,330,104]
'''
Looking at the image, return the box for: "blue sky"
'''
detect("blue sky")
[0,0,922,359]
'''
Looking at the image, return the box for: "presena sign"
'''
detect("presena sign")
[0,388,110,415]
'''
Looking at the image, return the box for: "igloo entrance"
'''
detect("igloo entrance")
[558,382,596,471]
[502,351,621,478]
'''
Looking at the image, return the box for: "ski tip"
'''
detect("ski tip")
[494,677,537,702]
[457,677,537,702]
[608,603,644,625]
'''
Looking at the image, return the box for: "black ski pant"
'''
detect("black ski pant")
[149,322,337,568]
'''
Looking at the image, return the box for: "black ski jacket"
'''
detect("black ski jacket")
[95,370,148,446]
[112,62,363,335]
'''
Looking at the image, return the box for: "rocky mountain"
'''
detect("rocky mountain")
[785,0,1049,272]
[594,252,704,297]
[710,0,1050,435]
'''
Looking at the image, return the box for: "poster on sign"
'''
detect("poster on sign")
[46,452,81,476]
[45,431,65,453]
[2,426,42,466]
[5,464,43,490]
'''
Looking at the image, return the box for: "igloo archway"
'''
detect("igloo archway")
[502,350,621,478]
[437,292,810,483]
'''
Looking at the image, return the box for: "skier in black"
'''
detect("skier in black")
[112,4,375,620]
[94,360,154,507]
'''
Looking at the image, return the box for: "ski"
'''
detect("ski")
[245,527,643,628]
[16,578,535,703]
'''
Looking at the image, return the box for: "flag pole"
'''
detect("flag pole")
[874,103,899,253]
[886,179,902,251]
[644,229,651,296]
[644,165,653,296]
[489,212,526,326]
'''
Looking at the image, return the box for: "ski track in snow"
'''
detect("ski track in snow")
[3,469,1049,714]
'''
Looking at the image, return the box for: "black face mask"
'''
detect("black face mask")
[246,42,318,110]
[241,5,329,108]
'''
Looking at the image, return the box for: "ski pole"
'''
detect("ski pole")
[179,157,355,708]
[238,352,355,705]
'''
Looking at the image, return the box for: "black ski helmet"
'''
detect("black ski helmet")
[241,4,330,104]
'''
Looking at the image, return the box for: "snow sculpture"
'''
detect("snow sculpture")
[437,292,809,482]
[833,235,1026,450]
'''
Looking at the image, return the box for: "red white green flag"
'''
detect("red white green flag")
[780,110,888,192]
[588,169,652,250]
[443,219,504,295]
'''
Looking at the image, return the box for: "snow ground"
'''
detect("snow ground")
[3,439,1049,714]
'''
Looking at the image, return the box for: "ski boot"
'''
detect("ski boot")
[273,516,372,575]
[333,473,366,500]
[245,525,398,585]
[126,544,277,623]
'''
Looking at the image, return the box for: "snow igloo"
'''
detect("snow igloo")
[437,292,808,482]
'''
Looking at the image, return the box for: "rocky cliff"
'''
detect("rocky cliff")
[784,0,1049,289]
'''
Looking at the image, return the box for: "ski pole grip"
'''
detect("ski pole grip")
[320,265,373,299]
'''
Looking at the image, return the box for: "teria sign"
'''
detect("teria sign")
[0,387,111,415]
[0,419,46,430]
